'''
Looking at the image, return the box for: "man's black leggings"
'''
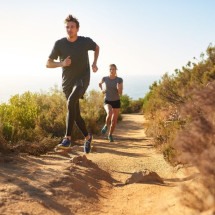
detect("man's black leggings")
[64,84,88,137]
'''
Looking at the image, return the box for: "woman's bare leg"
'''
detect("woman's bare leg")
[109,108,120,135]
[104,104,113,127]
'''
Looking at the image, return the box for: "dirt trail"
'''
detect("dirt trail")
[0,114,198,215]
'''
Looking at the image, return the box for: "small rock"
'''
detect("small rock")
[70,155,92,166]
[45,191,53,196]
[89,185,97,192]
[70,155,83,164]
[175,164,184,171]
[125,169,164,184]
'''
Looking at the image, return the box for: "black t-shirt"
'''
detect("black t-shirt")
[49,36,97,92]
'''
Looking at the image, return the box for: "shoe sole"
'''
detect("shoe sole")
[56,144,71,149]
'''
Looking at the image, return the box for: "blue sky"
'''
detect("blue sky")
[0,0,214,102]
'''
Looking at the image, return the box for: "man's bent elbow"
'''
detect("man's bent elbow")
[46,59,52,68]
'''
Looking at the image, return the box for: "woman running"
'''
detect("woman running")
[99,64,123,142]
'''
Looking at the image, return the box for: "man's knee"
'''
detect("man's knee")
[67,95,78,108]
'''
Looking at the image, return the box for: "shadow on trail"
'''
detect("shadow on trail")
[114,181,167,187]
[92,137,153,158]
[111,170,167,187]
[112,171,199,187]
[93,141,150,158]
[99,135,153,143]
[0,154,118,214]
[163,173,200,183]
[114,137,153,142]
[117,118,144,131]
[0,171,74,215]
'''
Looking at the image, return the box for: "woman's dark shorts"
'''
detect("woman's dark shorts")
[104,99,121,108]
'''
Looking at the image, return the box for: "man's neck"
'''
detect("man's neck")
[67,35,78,42]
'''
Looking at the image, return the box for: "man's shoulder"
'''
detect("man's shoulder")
[78,36,94,42]
[78,36,91,40]
[55,37,67,44]
[59,37,67,42]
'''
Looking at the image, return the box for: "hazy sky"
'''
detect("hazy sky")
[0,0,214,102]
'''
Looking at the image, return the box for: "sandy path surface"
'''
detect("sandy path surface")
[0,114,198,215]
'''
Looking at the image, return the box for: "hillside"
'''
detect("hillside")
[0,114,200,215]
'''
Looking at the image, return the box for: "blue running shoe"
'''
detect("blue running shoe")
[108,135,114,142]
[84,134,93,154]
[57,138,71,149]
[101,125,108,135]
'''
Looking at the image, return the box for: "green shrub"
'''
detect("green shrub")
[144,44,215,164]
[130,98,144,113]
[80,90,106,134]
[0,92,39,142]
[0,88,107,150]
[120,94,131,113]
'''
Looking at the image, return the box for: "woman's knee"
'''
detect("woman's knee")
[111,113,118,122]
[107,111,113,119]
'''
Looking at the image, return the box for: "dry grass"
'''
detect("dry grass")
[10,137,60,156]
[175,81,215,213]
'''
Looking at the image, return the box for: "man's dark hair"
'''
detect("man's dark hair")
[64,15,80,28]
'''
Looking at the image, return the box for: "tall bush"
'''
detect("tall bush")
[0,87,107,148]
[143,44,215,213]
[144,45,215,161]
[174,81,215,212]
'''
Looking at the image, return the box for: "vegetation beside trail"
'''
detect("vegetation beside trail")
[0,86,142,155]
[143,44,215,213]
[0,87,104,154]
[0,45,214,213]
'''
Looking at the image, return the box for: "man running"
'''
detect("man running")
[46,14,99,153]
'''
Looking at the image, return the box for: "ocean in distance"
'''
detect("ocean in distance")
[88,75,161,100]
[0,74,161,103]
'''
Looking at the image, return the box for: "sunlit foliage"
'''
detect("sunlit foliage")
[143,44,215,213]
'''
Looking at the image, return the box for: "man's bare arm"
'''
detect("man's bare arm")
[92,45,99,72]
[46,56,71,68]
